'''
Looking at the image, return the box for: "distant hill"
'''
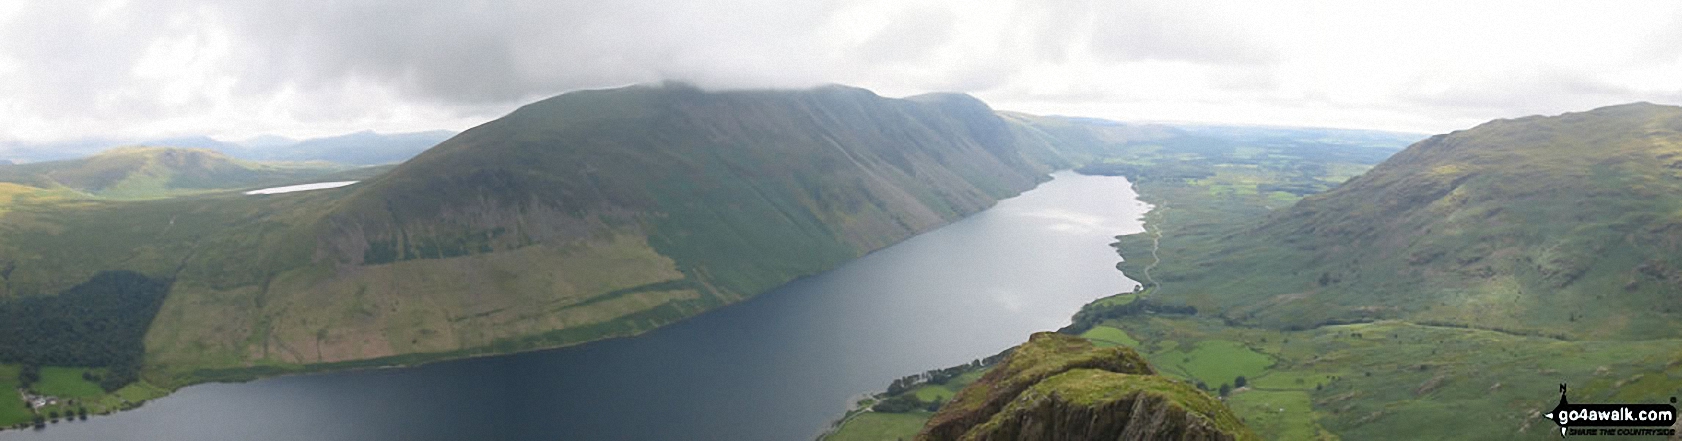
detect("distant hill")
[229,130,456,165]
[138,136,246,152]
[0,147,348,199]
[1120,102,1682,339]
[238,134,297,149]
[0,131,455,166]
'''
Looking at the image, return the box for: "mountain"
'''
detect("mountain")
[1170,125,1428,152]
[0,130,454,167]
[137,136,246,152]
[1118,102,1682,339]
[0,147,348,199]
[0,136,247,164]
[232,130,456,165]
[239,135,298,149]
[0,138,130,163]
[918,332,1256,441]
[0,83,1097,383]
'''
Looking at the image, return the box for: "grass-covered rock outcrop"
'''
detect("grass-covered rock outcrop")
[918,332,1255,441]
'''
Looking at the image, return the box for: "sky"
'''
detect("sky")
[1,0,1679,145]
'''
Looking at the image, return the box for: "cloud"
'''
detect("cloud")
[0,0,1679,144]
[0,0,855,141]
[1083,1,1277,65]
[220,0,851,102]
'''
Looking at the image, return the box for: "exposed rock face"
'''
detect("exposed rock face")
[919,333,1255,441]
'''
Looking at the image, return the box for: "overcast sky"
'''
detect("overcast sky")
[2,0,1679,144]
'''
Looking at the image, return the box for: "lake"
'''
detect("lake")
[2,171,1147,441]
[243,181,360,195]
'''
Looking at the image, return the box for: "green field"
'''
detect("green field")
[1088,293,1138,308]
[1078,325,1140,348]
[0,363,175,429]
[0,365,30,428]
[1226,389,1325,440]
[1148,339,1273,390]
[826,411,932,441]
[34,367,105,399]
[911,385,956,403]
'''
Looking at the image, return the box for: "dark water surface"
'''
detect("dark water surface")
[4,171,1146,441]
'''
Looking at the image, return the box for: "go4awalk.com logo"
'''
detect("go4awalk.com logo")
[1545,384,1677,437]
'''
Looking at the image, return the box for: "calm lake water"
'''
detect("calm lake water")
[3,171,1146,441]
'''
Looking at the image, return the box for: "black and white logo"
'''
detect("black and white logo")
[1544,384,1676,437]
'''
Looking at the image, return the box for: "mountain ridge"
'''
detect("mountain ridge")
[0,146,348,199]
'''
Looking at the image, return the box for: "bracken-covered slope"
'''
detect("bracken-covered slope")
[0,83,1095,382]
[918,332,1256,441]
[1122,102,1682,339]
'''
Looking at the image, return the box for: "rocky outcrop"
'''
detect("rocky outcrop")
[918,332,1255,441]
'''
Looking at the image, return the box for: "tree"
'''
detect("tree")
[0,271,170,393]
[1218,384,1231,397]
[872,395,923,413]
[1234,376,1247,388]
[18,364,40,387]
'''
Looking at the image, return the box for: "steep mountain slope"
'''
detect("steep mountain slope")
[0,147,347,199]
[1120,102,1682,339]
[918,332,1255,441]
[0,83,1087,382]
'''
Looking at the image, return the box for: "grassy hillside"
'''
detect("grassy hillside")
[0,147,348,199]
[1090,103,1682,438]
[1121,103,1682,339]
[0,83,1106,387]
